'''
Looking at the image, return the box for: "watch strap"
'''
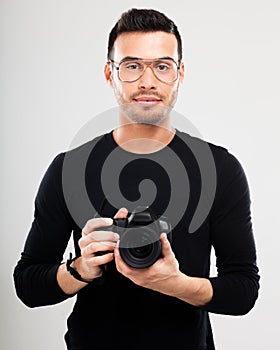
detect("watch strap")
[66,253,93,283]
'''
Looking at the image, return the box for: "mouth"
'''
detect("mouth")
[133,96,162,106]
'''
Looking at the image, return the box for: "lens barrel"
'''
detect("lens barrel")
[119,227,162,268]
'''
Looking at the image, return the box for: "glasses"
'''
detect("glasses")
[109,58,180,83]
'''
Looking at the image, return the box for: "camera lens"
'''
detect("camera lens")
[119,227,162,268]
[129,243,153,259]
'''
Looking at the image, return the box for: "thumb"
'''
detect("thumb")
[160,233,172,258]
[114,207,129,219]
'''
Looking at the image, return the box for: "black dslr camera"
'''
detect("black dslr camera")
[108,206,172,269]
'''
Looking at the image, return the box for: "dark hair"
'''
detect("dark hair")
[107,8,182,61]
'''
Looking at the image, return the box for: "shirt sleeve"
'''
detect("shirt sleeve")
[202,150,260,315]
[13,153,75,307]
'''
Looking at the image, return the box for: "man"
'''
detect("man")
[14,8,260,350]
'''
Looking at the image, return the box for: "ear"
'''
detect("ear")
[104,62,113,87]
[179,61,185,84]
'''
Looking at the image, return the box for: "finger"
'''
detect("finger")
[82,217,113,236]
[160,233,173,258]
[114,240,122,267]
[79,231,119,249]
[88,253,115,266]
[114,241,123,272]
[81,241,117,256]
[114,239,120,257]
[85,230,119,242]
[114,207,129,219]
[114,239,131,273]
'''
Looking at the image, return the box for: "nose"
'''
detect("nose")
[137,65,158,90]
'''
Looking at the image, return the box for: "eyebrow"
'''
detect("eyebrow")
[119,56,175,63]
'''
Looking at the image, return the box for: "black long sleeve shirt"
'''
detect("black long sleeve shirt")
[14,130,260,349]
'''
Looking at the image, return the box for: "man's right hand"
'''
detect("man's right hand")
[75,208,128,282]
[57,208,128,294]
[76,217,119,281]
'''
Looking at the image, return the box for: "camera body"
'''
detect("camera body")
[108,206,172,268]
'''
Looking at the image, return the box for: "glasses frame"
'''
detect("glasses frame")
[109,57,181,83]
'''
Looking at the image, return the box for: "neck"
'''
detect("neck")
[113,114,175,154]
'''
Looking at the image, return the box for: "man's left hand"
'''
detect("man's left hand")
[114,232,182,297]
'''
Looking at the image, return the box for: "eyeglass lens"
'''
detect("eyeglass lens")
[118,59,178,82]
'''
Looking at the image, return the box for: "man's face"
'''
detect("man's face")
[104,31,184,125]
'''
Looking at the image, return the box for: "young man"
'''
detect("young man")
[14,8,260,350]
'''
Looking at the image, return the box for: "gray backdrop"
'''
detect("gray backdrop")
[1,0,279,349]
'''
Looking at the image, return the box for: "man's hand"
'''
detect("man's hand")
[76,208,128,281]
[57,208,129,295]
[114,232,182,297]
[114,229,213,306]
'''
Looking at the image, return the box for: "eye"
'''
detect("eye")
[122,62,142,70]
[155,62,171,71]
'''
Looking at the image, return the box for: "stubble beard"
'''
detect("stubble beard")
[115,88,179,126]
[120,104,171,125]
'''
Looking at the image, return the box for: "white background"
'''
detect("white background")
[1,0,280,349]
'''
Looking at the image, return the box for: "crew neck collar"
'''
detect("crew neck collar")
[106,128,178,156]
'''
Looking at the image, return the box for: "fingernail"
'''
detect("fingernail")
[114,233,120,240]
[105,218,113,225]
